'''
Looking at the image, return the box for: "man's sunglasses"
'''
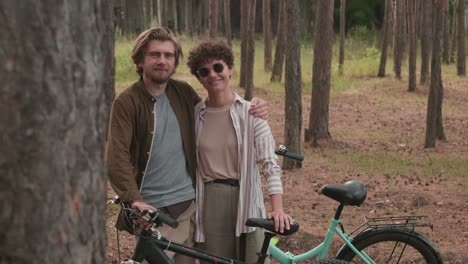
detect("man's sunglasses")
[197,63,224,78]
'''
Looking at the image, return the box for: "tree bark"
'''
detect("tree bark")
[393,0,405,79]
[244,0,257,101]
[270,0,286,82]
[306,0,334,143]
[124,0,146,36]
[420,0,433,85]
[456,0,466,75]
[442,2,451,63]
[408,0,417,91]
[338,0,346,75]
[425,0,446,148]
[0,1,114,262]
[263,0,272,72]
[240,0,248,87]
[283,0,302,170]
[378,0,394,77]
[224,0,232,46]
[209,0,219,38]
[450,0,458,63]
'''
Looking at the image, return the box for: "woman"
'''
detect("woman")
[187,40,293,263]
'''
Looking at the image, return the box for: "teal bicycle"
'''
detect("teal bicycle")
[266,179,443,263]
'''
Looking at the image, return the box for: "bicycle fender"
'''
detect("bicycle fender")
[335,227,443,263]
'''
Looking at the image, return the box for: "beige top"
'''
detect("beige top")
[198,104,239,182]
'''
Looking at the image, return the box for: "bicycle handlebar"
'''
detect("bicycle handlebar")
[112,197,179,229]
[275,145,304,161]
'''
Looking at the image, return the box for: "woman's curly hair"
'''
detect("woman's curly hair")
[187,40,234,77]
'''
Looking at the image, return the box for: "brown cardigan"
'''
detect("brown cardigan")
[106,78,201,232]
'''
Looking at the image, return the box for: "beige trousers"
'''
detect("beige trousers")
[197,183,269,264]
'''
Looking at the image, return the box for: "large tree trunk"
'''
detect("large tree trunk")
[338,0,346,75]
[408,0,417,91]
[270,0,286,82]
[420,0,433,85]
[283,0,302,170]
[0,1,114,262]
[263,0,272,72]
[209,0,219,38]
[224,0,232,46]
[305,0,334,144]
[244,0,257,101]
[378,0,394,77]
[456,0,466,75]
[425,0,446,148]
[393,0,405,79]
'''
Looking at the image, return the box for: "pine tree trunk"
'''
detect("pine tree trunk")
[124,0,146,36]
[425,0,445,148]
[283,0,302,170]
[209,0,219,38]
[338,0,346,75]
[450,0,458,63]
[263,0,272,72]
[244,0,256,101]
[378,0,393,77]
[240,0,248,87]
[394,0,405,79]
[0,1,114,262]
[456,0,466,75]
[306,0,334,143]
[224,0,232,46]
[420,0,433,85]
[270,0,286,82]
[442,3,451,63]
[160,0,168,27]
[408,0,417,91]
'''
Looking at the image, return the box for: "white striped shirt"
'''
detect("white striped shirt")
[194,93,283,242]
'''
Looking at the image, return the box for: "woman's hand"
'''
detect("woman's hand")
[249,97,269,120]
[267,210,294,234]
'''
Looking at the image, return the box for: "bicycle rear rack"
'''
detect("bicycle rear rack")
[347,215,433,236]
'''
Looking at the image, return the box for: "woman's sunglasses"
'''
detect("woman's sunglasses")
[197,63,224,78]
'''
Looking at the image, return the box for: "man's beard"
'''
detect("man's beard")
[146,69,175,84]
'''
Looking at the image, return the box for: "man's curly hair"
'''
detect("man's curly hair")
[187,40,234,77]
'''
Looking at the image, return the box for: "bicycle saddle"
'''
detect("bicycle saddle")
[245,218,299,236]
[320,180,367,206]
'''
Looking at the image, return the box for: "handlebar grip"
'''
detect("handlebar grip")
[155,211,179,228]
[275,150,304,161]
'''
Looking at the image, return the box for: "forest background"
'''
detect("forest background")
[1,0,467,263]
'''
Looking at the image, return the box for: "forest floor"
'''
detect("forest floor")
[105,72,468,263]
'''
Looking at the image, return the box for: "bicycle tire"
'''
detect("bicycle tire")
[336,227,443,264]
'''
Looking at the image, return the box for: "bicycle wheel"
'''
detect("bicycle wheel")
[336,227,443,264]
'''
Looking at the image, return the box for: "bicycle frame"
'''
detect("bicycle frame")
[133,230,249,264]
[269,218,375,264]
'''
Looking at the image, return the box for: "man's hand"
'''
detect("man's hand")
[131,199,157,229]
[249,97,269,120]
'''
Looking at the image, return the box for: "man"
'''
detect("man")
[106,27,267,263]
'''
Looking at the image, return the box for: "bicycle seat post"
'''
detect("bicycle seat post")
[256,231,275,264]
[334,203,345,220]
